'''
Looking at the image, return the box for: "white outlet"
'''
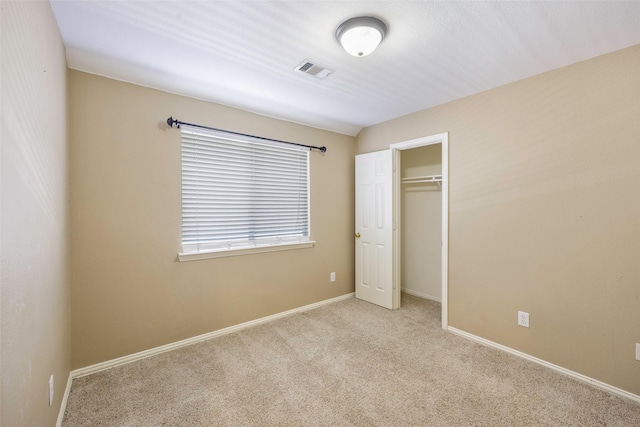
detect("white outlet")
[49,375,54,406]
[517,311,530,328]
[636,343,640,361]
[330,272,336,282]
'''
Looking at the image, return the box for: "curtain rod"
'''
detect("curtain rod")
[166,117,327,153]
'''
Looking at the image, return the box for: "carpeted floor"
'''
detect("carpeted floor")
[63,294,640,426]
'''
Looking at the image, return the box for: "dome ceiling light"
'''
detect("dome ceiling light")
[335,16,387,57]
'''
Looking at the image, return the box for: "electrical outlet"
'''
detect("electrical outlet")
[636,343,640,361]
[49,375,54,406]
[517,311,530,328]
[330,272,336,282]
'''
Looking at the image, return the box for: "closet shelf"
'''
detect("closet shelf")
[401,174,442,184]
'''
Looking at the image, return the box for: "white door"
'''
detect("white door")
[355,150,397,309]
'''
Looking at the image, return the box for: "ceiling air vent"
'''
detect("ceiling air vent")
[294,59,335,79]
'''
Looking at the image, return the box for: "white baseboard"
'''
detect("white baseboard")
[448,327,640,405]
[402,288,441,303]
[56,372,73,427]
[71,292,355,379]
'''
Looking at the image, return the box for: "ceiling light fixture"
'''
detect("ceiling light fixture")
[335,16,387,57]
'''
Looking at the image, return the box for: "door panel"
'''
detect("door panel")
[355,150,395,309]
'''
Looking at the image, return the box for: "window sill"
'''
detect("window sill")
[178,241,315,262]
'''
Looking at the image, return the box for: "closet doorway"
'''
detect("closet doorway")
[391,133,449,329]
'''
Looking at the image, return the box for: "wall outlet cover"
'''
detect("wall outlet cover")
[636,343,640,361]
[49,375,54,406]
[517,311,530,328]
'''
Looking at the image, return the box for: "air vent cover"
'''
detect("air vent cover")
[294,59,335,79]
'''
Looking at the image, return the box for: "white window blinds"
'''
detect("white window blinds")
[180,125,310,254]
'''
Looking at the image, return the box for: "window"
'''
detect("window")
[179,125,313,261]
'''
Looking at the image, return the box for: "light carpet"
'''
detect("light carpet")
[63,294,640,426]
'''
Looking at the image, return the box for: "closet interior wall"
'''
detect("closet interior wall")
[401,144,442,302]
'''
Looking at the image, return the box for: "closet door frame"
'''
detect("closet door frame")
[390,133,449,329]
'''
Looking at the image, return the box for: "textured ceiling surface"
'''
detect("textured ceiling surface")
[50,1,640,136]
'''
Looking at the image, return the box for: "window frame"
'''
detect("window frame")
[178,125,315,262]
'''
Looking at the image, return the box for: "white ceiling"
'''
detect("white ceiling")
[50,1,640,136]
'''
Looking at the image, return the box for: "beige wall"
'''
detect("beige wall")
[69,71,355,369]
[401,145,442,301]
[357,45,640,395]
[1,2,71,426]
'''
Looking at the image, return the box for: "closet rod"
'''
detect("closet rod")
[166,117,327,153]
[401,174,442,184]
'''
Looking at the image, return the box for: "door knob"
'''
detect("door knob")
[355,233,361,238]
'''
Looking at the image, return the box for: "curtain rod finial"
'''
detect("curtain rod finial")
[167,117,178,128]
